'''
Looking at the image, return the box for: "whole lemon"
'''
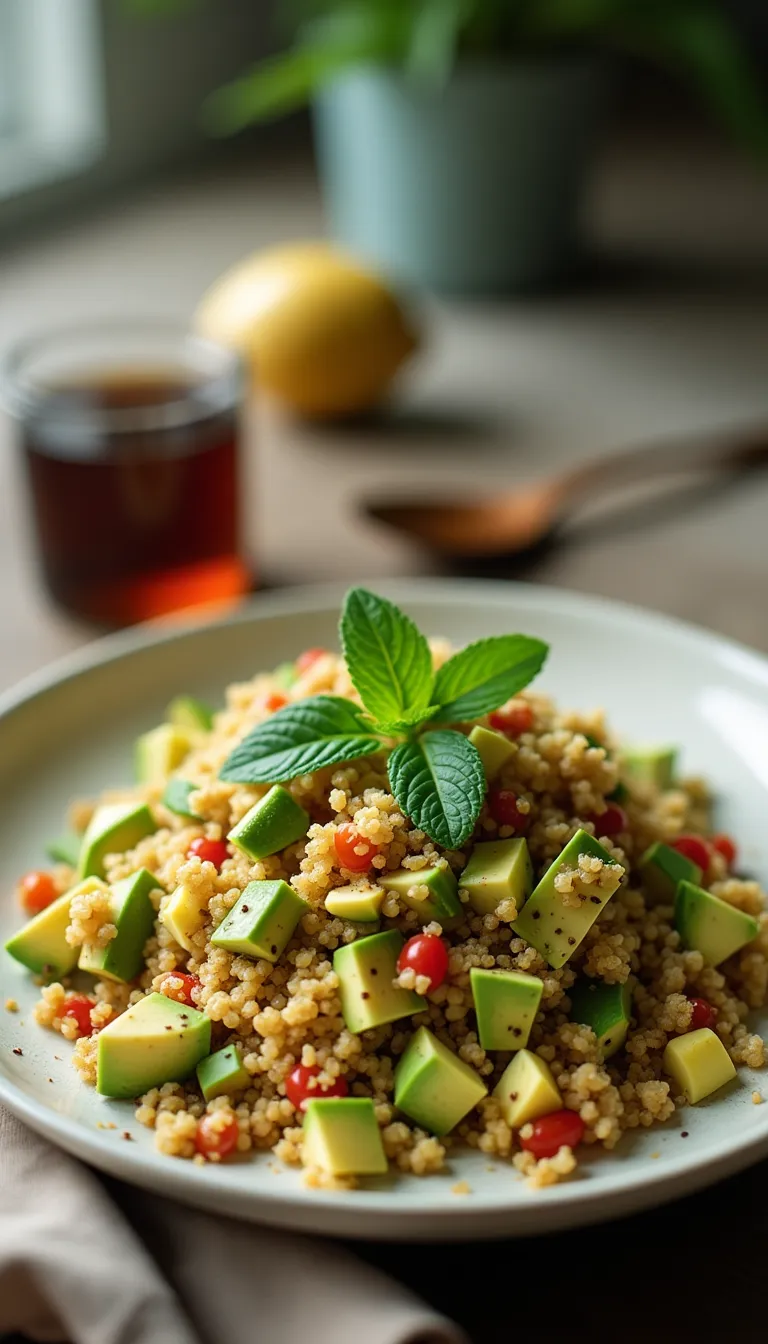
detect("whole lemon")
[195,242,419,419]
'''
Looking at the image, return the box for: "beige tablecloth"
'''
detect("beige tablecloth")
[0,1106,467,1344]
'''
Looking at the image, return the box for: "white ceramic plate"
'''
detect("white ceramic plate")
[2,579,768,1241]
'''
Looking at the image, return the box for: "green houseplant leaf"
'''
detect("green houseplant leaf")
[340,588,434,727]
[220,696,382,783]
[431,635,548,723]
[388,730,485,848]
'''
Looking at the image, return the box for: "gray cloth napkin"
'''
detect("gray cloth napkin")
[0,1107,467,1344]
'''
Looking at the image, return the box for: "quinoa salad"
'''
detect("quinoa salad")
[6,588,767,1192]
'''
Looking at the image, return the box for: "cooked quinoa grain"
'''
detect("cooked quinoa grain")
[23,642,768,1191]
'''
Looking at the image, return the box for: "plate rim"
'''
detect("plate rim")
[3,576,768,1237]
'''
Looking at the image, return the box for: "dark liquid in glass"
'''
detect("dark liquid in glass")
[21,371,250,626]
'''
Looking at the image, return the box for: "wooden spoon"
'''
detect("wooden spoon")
[364,424,768,559]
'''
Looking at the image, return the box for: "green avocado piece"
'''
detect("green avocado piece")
[135,724,192,785]
[663,1027,736,1103]
[167,695,214,733]
[4,881,95,977]
[162,778,202,822]
[394,1025,488,1137]
[470,967,543,1050]
[273,662,298,690]
[492,1048,562,1128]
[78,802,157,880]
[324,884,384,922]
[78,868,158,983]
[569,977,633,1058]
[211,879,308,963]
[228,786,309,861]
[302,1098,387,1175]
[512,829,624,969]
[97,991,211,1099]
[639,841,702,906]
[468,725,516,781]
[674,880,758,966]
[459,839,533,916]
[45,832,82,867]
[334,929,426,1033]
[622,745,677,790]
[378,865,461,927]
[197,1043,250,1101]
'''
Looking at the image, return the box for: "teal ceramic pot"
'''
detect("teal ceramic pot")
[313,60,608,295]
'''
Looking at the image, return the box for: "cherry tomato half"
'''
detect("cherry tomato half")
[520,1109,585,1159]
[397,934,449,992]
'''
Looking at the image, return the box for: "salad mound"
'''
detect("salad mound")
[6,589,767,1191]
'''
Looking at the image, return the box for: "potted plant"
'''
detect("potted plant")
[204,1,766,295]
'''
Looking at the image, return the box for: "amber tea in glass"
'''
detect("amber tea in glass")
[4,322,250,626]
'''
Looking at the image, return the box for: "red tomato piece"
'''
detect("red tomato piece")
[187,837,229,870]
[285,1064,349,1112]
[688,996,718,1031]
[587,803,628,837]
[397,934,449,992]
[62,995,95,1037]
[488,788,528,833]
[489,703,533,738]
[18,870,58,916]
[520,1109,585,1159]
[161,972,201,1008]
[672,834,711,872]
[195,1112,240,1159]
[296,648,326,675]
[711,834,737,868]
[264,692,287,713]
[334,823,380,872]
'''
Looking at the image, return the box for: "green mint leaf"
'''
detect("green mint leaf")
[373,704,442,736]
[388,730,485,849]
[220,696,382,784]
[341,588,434,726]
[431,635,548,723]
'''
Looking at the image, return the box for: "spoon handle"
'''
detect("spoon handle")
[558,423,768,502]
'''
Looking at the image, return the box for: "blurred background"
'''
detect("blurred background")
[1,0,768,684]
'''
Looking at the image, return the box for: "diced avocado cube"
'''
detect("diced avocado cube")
[378,865,461,927]
[228,786,309,861]
[162,778,202,822]
[334,930,426,1033]
[135,724,192,786]
[470,968,542,1050]
[622,745,677,790]
[324,884,384,922]
[97,991,211,1099]
[167,695,214,733]
[45,831,82,867]
[512,829,624,969]
[78,802,157,881]
[459,839,533,916]
[674,880,758,966]
[4,880,93,977]
[211,879,308,962]
[492,1048,562,1128]
[468,725,516,781]
[394,1025,487,1136]
[273,662,298,690]
[639,841,702,907]
[160,881,210,954]
[302,1098,387,1176]
[663,1027,736,1103]
[78,868,158,983]
[197,1043,250,1101]
[569,977,633,1058]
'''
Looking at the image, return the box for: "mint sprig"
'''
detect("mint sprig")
[219,588,549,847]
[341,588,434,728]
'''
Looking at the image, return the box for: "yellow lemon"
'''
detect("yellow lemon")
[195,242,419,419]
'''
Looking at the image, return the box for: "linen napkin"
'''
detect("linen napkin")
[0,1106,468,1344]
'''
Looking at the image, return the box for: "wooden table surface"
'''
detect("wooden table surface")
[1,132,767,1339]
